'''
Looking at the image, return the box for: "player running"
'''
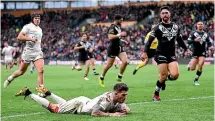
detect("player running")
[87,36,99,75]
[15,83,130,117]
[187,21,214,85]
[2,42,15,72]
[143,6,192,101]
[4,13,46,93]
[133,25,158,75]
[99,14,128,87]
[73,33,91,80]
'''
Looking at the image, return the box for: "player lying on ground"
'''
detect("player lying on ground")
[15,83,130,117]
[187,21,214,85]
[133,25,158,75]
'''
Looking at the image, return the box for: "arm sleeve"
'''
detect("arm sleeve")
[20,25,29,34]
[108,25,115,35]
[144,30,156,53]
[176,29,187,50]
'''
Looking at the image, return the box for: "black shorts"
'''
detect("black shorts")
[88,52,95,59]
[192,51,206,59]
[107,46,124,58]
[78,54,89,63]
[147,49,156,58]
[154,54,177,65]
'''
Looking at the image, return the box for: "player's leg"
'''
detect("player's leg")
[90,58,99,75]
[193,56,205,85]
[114,57,119,69]
[153,63,168,101]
[15,87,60,113]
[33,58,45,87]
[99,57,115,87]
[133,58,149,75]
[117,52,128,81]
[4,60,30,88]
[167,61,179,81]
[30,62,35,74]
[84,60,90,80]
[187,57,198,71]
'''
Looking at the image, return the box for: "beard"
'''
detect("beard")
[117,22,121,27]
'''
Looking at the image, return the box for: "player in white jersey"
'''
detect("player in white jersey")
[15,83,130,117]
[4,13,46,92]
[2,42,15,72]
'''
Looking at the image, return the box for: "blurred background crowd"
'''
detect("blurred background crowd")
[1,2,214,61]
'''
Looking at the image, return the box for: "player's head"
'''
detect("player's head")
[160,6,171,23]
[114,14,123,26]
[81,33,87,41]
[113,83,129,103]
[31,13,40,26]
[196,21,204,31]
[4,42,8,47]
[88,35,94,42]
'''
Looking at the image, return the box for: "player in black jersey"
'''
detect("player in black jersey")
[87,36,99,75]
[99,14,128,87]
[13,44,21,67]
[143,6,192,101]
[187,21,214,85]
[73,33,90,80]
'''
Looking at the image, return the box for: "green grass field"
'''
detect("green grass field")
[1,64,214,121]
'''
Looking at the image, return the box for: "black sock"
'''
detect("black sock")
[167,74,175,81]
[194,70,202,82]
[25,89,32,96]
[100,75,104,80]
[93,69,96,73]
[84,74,87,78]
[154,80,162,96]
[118,74,122,79]
[45,91,51,96]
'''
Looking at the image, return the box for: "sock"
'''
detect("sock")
[136,62,146,70]
[118,73,123,79]
[194,70,202,82]
[167,74,175,81]
[154,80,162,96]
[49,93,66,104]
[100,75,104,80]
[8,76,14,82]
[93,69,97,74]
[115,65,118,69]
[29,94,50,108]
[84,74,87,78]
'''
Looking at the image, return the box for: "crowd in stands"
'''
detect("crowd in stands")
[1,2,214,61]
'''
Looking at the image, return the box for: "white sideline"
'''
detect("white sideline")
[1,96,214,119]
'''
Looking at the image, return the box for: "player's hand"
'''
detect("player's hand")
[140,52,148,61]
[209,46,214,51]
[110,112,126,117]
[120,31,127,37]
[194,37,201,42]
[185,49,192,55]
[31,37,38,42]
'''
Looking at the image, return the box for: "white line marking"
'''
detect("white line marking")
[1,96,214,119]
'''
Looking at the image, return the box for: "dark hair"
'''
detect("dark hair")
[114,14,123,20]
[31,13,40,19]
[160,6,170,12]
[113,83,129,92]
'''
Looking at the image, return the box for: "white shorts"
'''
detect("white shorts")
[57,96,91,114]
[4,57,13,64]
[21,50,43,63]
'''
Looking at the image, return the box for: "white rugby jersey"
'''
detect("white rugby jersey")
[20,22,43,52]
[82,92,121,113]
[2,46,14,59]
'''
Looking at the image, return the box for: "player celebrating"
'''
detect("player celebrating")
[133,25,158,75]
[73,33,91,80]
[99,14,128,87]
[4,13,46,93]
[15,83,130,117]
[88,36,99,75]
[2,42,15,72]
[187,21,214,85]
[143,6,192,101]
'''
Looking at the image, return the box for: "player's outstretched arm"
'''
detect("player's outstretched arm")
[91,104,126,117]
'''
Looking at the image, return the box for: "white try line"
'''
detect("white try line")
[1,96,214,119]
